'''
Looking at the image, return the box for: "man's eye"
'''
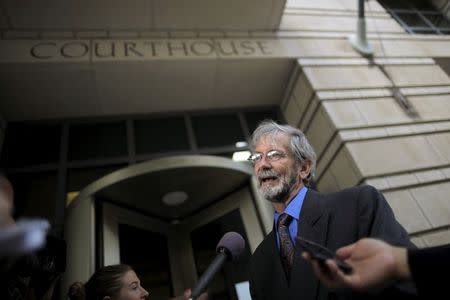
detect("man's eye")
[268,152,281,159]
[249,154,261,162]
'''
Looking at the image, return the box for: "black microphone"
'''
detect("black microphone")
[189,231,245,300]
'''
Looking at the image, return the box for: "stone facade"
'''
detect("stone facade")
[281,0,450,247]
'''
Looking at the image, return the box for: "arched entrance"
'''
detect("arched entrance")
[62,155,273,299]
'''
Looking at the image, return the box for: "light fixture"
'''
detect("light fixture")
[235,141,248,148]
[232,150,251,162]
[162,191,188,206]
[349,0,373,57]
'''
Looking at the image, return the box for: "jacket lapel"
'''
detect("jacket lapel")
[261,230,291,291]
[290,189,330,299]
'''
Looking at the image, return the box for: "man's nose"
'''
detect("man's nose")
[256,157,272,170]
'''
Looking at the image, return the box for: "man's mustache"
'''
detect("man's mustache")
[258,170,280,181]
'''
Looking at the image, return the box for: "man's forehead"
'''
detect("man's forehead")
[255,133,289,149]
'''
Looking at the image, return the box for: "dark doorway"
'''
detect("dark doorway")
[119,224,173,298]
[190,209,251,300]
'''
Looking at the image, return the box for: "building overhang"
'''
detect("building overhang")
[0,38,296,120]
[0,0,287,31]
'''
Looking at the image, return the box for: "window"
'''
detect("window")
[0,107,281,224]
[0,122,61,168]
[191,113,246,149]
[378,0,450,35]
[68,122,127,161]
[8,171,57,222]
[244,109,281,134]
[134,117,190,155]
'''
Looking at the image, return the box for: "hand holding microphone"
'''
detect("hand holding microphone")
[189,231,245,300]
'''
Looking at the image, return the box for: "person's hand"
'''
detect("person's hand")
[302,238,410,292]
[170,288,208,300]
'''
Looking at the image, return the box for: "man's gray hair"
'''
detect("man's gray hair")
[250,120,317,184]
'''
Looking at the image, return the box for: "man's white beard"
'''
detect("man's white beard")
[258,170,298,203]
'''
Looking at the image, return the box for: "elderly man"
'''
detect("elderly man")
[248,120,415,300]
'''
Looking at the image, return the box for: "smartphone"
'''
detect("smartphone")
[297,236,352,274]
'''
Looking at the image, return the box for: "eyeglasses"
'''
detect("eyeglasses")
[247,150,287,164]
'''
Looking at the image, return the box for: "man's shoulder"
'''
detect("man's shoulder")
[318,184,379,199]
[310,185,381,209]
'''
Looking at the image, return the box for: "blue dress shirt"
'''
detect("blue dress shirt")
[274,186,308,249]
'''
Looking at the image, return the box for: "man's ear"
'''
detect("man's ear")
[299,160,312,180]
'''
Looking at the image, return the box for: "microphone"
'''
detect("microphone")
[189,231,245,300]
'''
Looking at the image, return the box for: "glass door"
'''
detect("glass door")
[101,202,174,297]
[119,223,173,299]
[101,184,264,299]
[190,209,252,300]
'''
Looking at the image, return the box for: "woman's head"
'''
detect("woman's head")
[0,173,14,227]
[68,264,149,300]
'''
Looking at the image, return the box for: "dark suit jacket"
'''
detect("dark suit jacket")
[249,185,416,300]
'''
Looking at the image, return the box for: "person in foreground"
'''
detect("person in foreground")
[68,264,207,300]
[247,120,416,300]
[303,238,450,299]
[1,173,63,300]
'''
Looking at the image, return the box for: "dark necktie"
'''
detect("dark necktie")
[278,213,295,281]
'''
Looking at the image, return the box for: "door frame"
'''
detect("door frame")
[101,185,263,295]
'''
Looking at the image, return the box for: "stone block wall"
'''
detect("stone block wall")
[281,0,450,247]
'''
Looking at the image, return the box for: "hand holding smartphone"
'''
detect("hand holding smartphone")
[297,236,353,274]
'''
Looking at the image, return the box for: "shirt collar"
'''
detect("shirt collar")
[274,186,308,222]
